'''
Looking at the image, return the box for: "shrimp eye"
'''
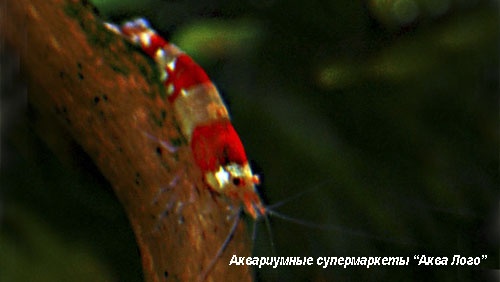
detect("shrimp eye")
[232,177,242,186]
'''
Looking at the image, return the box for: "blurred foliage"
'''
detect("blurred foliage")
[1,0,498,281]
[171,19,262,64]
[0,204,114,282]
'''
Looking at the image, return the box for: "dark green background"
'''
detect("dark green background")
[1,0,498,281]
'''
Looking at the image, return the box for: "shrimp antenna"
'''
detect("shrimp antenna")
[263,213,276,256]
[266,208,415,246]
[198,208,242,282]
[265,179,415,246]
[254,203,276,257]
[267,179,333,210]
[251,213,259,244]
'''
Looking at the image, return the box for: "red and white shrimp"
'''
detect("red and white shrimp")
[104,19,409,282]
[105,18,265,220]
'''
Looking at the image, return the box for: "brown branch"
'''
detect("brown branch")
[0,0,252,281]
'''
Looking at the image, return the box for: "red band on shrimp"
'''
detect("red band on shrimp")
[166,54,211,103]
[142,34,169,57]
[191,120,248,172]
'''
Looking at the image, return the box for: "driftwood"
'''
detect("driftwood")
[0,0,252,281]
